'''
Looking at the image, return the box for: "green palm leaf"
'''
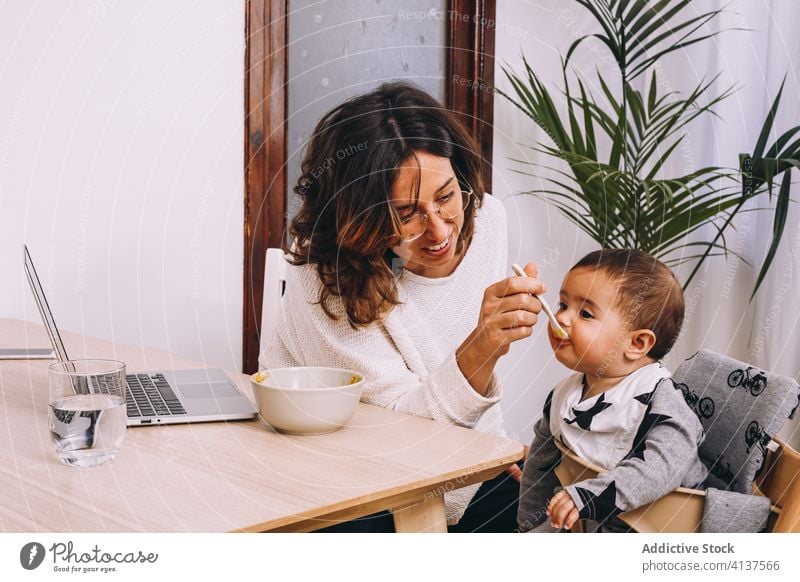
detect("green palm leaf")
[499,0,799,299]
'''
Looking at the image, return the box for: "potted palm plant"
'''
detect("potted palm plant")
[499,0,799,297]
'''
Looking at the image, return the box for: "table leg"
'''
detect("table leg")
[392,494,447,533]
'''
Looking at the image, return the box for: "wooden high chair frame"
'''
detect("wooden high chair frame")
[553,437,800,533]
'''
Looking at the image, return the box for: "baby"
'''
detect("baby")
[517,249,708,532]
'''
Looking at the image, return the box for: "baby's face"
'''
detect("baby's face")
[548,267,632,377]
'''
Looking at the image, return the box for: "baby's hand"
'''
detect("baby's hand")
[546,490,579,530]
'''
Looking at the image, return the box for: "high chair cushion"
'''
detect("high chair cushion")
[672,349,799,494]
[700,487,771,532]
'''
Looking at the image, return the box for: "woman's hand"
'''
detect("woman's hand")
[457,263,545,394]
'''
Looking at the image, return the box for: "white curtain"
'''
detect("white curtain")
[663,0,800,446]
[742,1,800,445]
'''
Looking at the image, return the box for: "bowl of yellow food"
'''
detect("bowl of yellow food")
[250,367,365,435]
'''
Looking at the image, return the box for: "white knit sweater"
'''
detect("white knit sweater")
[260,193,509,525]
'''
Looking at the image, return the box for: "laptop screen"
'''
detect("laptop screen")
[23,245,69,363]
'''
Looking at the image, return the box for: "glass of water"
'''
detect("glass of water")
[48,359,127,467]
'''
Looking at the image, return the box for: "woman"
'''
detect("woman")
[261,81,544,532]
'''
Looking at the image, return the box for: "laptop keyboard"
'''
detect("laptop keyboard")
[92,373,187,417]
[126,374,187,417]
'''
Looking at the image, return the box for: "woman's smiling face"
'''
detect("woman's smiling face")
[390,151,467,278]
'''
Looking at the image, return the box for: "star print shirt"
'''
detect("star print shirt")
[518,363,708,530]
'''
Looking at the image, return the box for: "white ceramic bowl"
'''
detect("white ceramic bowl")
[250,367,365,435]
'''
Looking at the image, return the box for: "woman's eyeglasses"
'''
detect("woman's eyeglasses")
[396,188,474,243]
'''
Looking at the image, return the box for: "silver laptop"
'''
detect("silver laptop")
[24,245,257,426]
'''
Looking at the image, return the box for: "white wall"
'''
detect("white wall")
[493,0,800,447]
[0,2,245,371]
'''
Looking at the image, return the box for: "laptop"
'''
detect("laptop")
[24,245,257,426]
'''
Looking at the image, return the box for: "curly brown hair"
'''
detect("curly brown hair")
[287,81,485,327]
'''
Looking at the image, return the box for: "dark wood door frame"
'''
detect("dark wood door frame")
[242,0,496,373]
[243,0,287,373]
[447,0,496,194]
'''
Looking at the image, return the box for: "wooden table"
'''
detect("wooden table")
[0,319,523,532]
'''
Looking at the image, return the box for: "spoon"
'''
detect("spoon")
[511,263,569,340]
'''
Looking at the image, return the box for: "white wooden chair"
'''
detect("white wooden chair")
[259,248,289,361]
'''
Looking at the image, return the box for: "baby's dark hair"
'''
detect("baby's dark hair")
[571,249,685,359]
